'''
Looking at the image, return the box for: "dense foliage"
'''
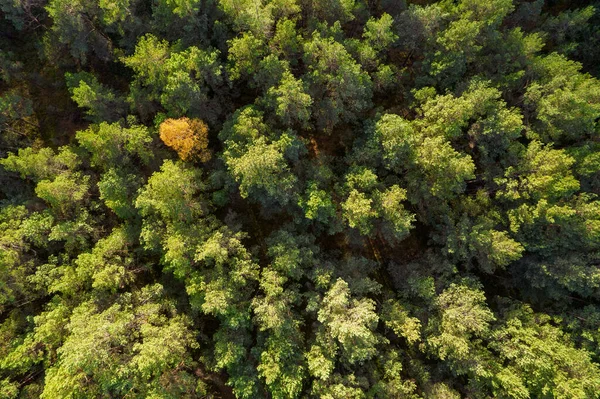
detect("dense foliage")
[2,0,600,397]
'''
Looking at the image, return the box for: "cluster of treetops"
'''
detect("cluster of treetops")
[2,0,600,397]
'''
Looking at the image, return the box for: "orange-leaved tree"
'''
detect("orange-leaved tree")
[159,117,211,162]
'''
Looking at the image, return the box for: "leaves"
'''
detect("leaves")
[159,117,211,162]
[3,1,600,398]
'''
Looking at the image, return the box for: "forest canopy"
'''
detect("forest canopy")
[1,0,600,398]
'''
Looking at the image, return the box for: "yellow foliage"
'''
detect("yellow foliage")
[159,117,211,162]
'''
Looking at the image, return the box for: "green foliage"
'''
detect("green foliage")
[303,32,373,131]
[266,70,313,128]
[65,72,126,123]
[340,166,414,238]
[122,34,170,84]
[498,141,580,203]
[310,0,356,25]
[45,0,113,64]
[318,278,379,364]
[0,89,36,146]
[227,32,266,81]
[3,1,600,397]
[41,285,199,398]
[271,18,303,62]
[97,168,141,219]
[363,13,397,52]
[377,185,414,240]
[526,53,600,143]
[219,0,299,37]
[253,266,305,398]
[427,279,495,363]
[381,299,421,345]
[1,146,80,181]
[490,304,600,398]
[136,159,205,224]
[0,206,38,311]
[299,181,336,224]
[542,6,597,63]
[227,134,298,201]
[35,172,90,216]
[469,228,524,273]
[342,189,376,235]
[413,136,475,201]
[123,34,223,120]
[72,226,137,293]
[76,121,154,168]
[372,114,418,171]
[220,107,301,205]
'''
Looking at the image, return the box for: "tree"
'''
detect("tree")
[498,140,580,204]
[338,165,414,239]
[303,32,373,132]
[136,160,206,225]
[541,6,598,70]
[227,32,266,82]
[65,72,126,123]
[76,121,154,169]
[97,168,141,219]
[270,18,303,63]
[377,185,415,241]
[427,279,495,364]
[218,0,300,38]
[372,114,419,172]
[253,266,306,398]
[4,1,600,398]
[299,181,336,225]
[226,134,298,203]
[0,0,45,31]
[35,172,90,217]
[468,226,524,274]
[159,117,211,162]
[220,106,302,206]
[121,34,170,86]
[1,146,79,181]
[381,299,421,345]
[317,278,379,365]
[150,0,211,48]
[40,285,199,398]
[265,70,313,128]
[123,35,223,121]
[525,53,600,144]
[0,89,37,148]
[490,304,600,398]
[44,0,113,64]
[0,206,40,312]
[412,136,476,201]
[71,226,138,293]
[309,0,356,25]
[363,13,398,53]
[416,0,516,90]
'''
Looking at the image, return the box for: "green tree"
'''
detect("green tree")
[303,32,373,132]
[490,304,600,398]
[44,0,113,64]
[76,121,154,169]
[41,285,199,398]
[220,106,302,206]
[317,278,379,365]
[1,146,80,181]
[525,53,600,144]
[218,0,299,38]
[427,279,495,366]
[65,72,126,123]
[265,70,313,128]
[123,35,223,121]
